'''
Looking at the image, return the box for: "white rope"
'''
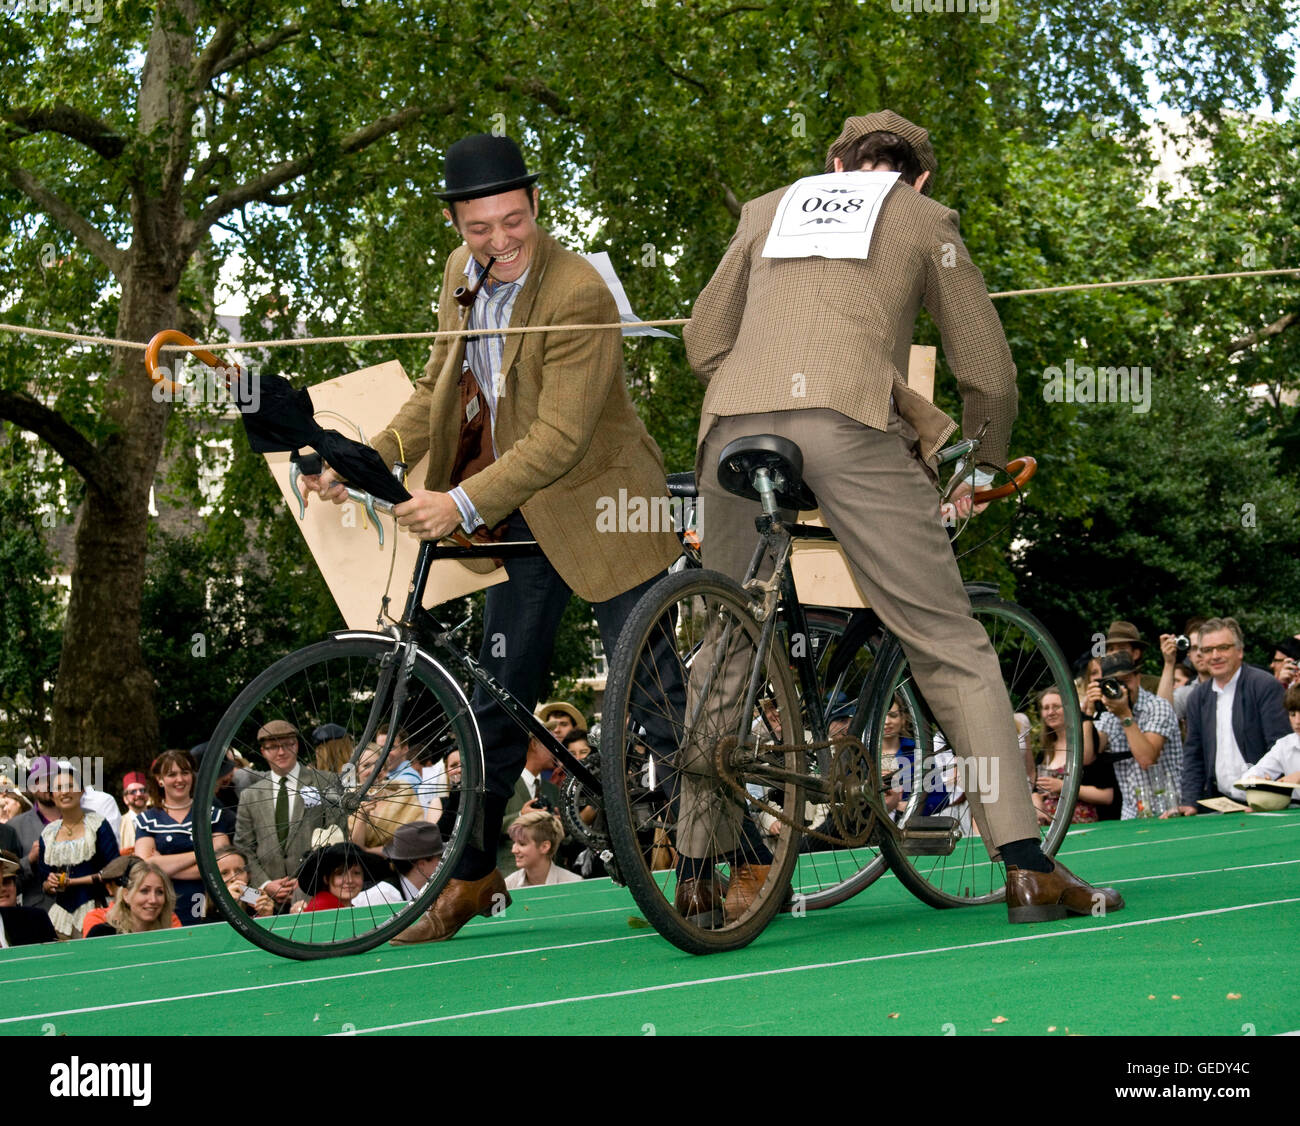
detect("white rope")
[1,268,1296,352]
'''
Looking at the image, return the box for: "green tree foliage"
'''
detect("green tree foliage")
[1,1,1297,769]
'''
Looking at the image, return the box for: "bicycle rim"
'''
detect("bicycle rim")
[602,569,805,954]
[873,593,1083,908]
[194,633,483,958]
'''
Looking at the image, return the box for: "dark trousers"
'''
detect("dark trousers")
[454,511,679,879]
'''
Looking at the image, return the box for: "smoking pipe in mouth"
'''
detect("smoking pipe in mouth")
[453,256,498,307]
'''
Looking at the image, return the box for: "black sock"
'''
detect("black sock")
[452,792,509,881]
[1000,837,1053,872]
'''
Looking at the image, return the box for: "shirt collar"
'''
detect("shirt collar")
[1211,666,1243,695]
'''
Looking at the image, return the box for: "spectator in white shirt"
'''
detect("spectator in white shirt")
[504,810,581,889]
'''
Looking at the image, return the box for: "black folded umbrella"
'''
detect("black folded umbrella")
[233,373,411,506]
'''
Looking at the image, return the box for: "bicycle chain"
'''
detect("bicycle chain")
[713,734,882,849]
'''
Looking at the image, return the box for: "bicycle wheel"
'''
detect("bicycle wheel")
[871,591,1082,908]
[602,569,805,954]
[786,608,896,910]
[194,632,484,959]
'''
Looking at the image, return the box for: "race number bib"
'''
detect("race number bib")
[761,171,899,260]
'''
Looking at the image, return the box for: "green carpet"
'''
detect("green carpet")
[3,810,1297,1036]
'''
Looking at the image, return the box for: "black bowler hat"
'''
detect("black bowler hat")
[437,133,540,202]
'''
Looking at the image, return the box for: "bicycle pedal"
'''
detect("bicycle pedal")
[900,815,961,856]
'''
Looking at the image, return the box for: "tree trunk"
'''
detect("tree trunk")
[48,263,177,782]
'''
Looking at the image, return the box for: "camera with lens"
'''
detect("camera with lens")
[1174,634,1190,657]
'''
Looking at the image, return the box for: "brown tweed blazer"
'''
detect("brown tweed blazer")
[371,230,679,603]
[683,180,1017,473]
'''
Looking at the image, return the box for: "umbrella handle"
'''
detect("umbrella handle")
[288,458,393,546]
[145,329,240,397]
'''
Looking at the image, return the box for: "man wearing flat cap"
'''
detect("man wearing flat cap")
[306,133,681,942]
[683,110,1123,923]
[234,720,347,908]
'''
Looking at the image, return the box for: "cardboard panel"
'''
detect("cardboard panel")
[264,359,505,629]
[788,344,937,609]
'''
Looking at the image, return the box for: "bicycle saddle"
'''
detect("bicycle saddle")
[716,434,818,510]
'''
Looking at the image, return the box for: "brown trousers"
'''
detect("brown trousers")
[696,407,1039,855]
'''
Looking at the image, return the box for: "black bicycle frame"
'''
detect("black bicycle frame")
[393,537,603,797]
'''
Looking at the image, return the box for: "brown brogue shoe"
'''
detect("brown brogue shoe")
[1006,860,1124,924]
[390,870,511,945]
[723,863,770,924]
[674,875,724,928]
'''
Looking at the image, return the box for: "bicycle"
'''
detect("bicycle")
[600,433,1083,955]
[147,331,1076,959]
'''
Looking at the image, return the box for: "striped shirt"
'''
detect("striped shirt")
[1096,688,1184,818]
[449,257,530,532]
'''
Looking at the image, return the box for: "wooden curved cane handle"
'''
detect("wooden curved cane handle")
[144,329,233,396]
[971,456,1037,504]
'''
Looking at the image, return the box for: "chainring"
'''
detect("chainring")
[713,733,881,849]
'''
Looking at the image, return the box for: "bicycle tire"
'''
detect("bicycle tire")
[870,592,1083,908]
[194,632,484,959]
[602,569,805,954]
[786,608,896,911]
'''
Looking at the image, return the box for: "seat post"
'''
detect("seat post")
[752,467,782,517]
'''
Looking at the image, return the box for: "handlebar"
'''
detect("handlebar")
[972,456,1037,504]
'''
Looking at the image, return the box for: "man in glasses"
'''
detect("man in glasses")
[234,721,347,908]
[1174,617,1291,815]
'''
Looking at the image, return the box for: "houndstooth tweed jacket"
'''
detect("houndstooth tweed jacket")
[683,179,1017,474]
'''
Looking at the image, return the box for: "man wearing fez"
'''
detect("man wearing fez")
[683,110,1123,923]
[305,133,679,942]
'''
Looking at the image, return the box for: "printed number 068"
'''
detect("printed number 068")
[801,197,863,214]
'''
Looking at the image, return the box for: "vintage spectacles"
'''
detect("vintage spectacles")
[124,787,147,795]
[259,738,297,751]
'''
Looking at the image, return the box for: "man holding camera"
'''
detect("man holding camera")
[1089,653,1183,818]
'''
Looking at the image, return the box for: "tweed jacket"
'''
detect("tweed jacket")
[683,180,1017,475]
[234,765,347,889]
[1182,664,1291,803]
[370,231,679,603]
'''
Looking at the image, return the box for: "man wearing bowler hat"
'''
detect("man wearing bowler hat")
[683,110,1123,923]
[306,132,681,942]
[234,720,347,907]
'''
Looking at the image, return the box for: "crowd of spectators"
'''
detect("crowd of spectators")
[2,615,1297,951]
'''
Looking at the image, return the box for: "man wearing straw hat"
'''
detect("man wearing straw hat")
[306,133,682,943]
[684,110,1124,924]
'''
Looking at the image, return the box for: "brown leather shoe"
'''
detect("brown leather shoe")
[1006,860,1124,924]
[390,870,511,945]
[723,863,770,924]
[674,875,724,928]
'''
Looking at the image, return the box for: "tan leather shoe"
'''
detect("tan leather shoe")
[723,863,770,924]
[1006,860,1124,924]
[390,870,511,945]
[674,875,723,928]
